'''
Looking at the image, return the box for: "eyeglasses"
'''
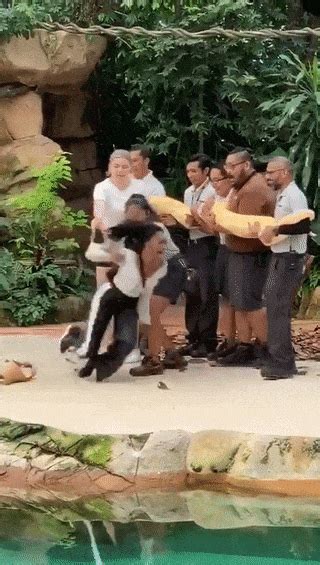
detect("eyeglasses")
[224,160,247,170]
[266,168,286,175]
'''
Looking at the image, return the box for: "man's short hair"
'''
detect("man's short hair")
[228,147,252,163]
[268,156,293,174]
[130,144,150,160]
[188,153,212,171]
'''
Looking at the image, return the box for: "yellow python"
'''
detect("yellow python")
[149,196,314,245]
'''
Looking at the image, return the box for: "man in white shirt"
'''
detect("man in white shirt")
[182,153,219,358]
[130,145,166,197]
[257,157,310,380]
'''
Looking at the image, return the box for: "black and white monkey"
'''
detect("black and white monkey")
[60,221,167,381]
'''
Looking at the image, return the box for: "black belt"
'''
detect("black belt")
[272,252,305,258]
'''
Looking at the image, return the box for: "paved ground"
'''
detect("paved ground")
[0,309,320,438]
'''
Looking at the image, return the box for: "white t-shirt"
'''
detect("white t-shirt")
[93,178,145,227]
[141,171,166,197]
[184,182,216,240]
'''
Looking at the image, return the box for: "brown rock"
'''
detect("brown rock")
[45,92,93,139]
[138,430,190,476]
[0,92,42,141]
[187,430,247,474]
[0,31,107,93]
[0,116,11,145]
[65,139,98,171]
[0,135,61,195]
[54,296,91,324]
[107,436,139,478]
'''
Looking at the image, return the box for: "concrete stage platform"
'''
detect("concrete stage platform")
[0,333,319,438]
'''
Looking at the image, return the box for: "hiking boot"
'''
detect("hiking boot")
[218,343,256,366]
[163,350,188,370]
[190,344,208,358]
[130,358,164,377]
[261,365,297,378]
[207,340,236,362]
[262,369,294,381]
[178,343,197,356]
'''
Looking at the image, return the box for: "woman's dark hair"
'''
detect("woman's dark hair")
[125,193,159,221]
[108,221,163,254]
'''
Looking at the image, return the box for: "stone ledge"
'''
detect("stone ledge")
[2,419,320,497]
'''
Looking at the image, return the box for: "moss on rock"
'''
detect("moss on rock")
[0,419,114,469]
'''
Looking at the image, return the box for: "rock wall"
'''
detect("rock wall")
[3,418,320,497]
[0,30,107,209]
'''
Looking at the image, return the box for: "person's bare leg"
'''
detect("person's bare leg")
[235,310,252,343]
[219,300,236,342]
[96,267,108,288]
[148,295,171,359]
[247,307,267,343]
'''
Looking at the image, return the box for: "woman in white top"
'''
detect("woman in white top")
[93,149,144,286]
[79,221,167,382]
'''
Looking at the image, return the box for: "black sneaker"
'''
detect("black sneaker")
[262,371,294,381]
[218,343,256,366]
[178,343,197,356]
[163,350,188,369]
[130,358,164,377]
[261,366,297,379]
[208,340,236,362]
[190,344,208,358]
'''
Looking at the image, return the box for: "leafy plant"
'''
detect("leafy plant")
[1,155,93,326]
[258,52,320,210]
[92,0,290,195]
[0,0,109,39]
[8,153,89,264]
[0,249,93,326]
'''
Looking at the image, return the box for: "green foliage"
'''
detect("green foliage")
[223,51,320,209]
[260,53,320,210]
[8,153,88,264]
[94,0,289,195]
[11,152,72,211]
[0,248,93,326]
[0,0,106,39]
[222,48,320,245]
[1,155,93,326]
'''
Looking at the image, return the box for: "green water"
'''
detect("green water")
[1,517,320,564]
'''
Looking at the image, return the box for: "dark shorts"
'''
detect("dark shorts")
[214,244,230,299]
[228,250,271,311]
[153,254,187,304]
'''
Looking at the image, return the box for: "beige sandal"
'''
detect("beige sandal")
[0,361,36,385]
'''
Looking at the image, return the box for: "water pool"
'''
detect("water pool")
[1,491,320,564]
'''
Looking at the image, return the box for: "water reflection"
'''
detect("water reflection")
[1,489,320,563]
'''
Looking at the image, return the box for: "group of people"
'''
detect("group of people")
[61,144,311,382]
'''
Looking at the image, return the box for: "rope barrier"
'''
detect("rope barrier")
[38,21,320,42]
